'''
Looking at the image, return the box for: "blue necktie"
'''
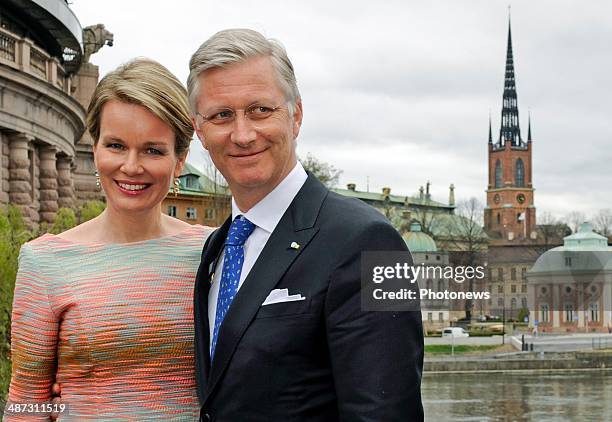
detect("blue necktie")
[211,216,255,358]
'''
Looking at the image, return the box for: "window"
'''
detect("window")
[426,279,433,290]
[521,267,527,280]
[205,208,215,220]
[427,312,433,323]
[510,298,517,309]
[498,284,503,294]
[565,257,572,267]
[498,298,504,307]
[489,268,494,281]
[167,205,177,217]
[564,304,574,322]
[511,285,516,293]
[495,160,502,188]
[521,284,527,293]
[437,280,444,292]
[511,268,516,280]
[438,312,444,323]
[185,175,198,189]
[521,297,527,308]
[589,302,599,322]
[540,304,549,323]
[497,213,501,225]
[498,268,503,280]
[186,207,197,220]
[515,158,525,187]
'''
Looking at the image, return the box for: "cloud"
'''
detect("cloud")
[71,0,612,218]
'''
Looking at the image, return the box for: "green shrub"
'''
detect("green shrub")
[78,200,105,223]
[50,207,78,234]
[0,205,33,399]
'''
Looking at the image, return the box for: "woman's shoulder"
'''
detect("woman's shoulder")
[167,224,215,247]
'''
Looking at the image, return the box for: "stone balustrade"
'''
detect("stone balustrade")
[0,26,72,95]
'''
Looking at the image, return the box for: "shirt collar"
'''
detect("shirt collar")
[231,162,308,233]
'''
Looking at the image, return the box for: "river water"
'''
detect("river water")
[422,371,612,421]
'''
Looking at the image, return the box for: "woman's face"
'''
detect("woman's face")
[94,100,186,215]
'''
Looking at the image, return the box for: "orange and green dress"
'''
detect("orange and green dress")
[5,225,212,421]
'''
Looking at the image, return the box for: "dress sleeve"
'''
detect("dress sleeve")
[4,243,58,421]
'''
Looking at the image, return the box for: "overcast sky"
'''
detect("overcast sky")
[70,0,611,220]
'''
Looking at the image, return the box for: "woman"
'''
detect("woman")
[4,58,212,420]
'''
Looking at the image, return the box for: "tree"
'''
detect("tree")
[299,153,342,188]
[593,208,612,238]
[410,207,441,238]
[438,198,488,320]
[537,211,569,247]
[565,211,586,234]
[199,150,228,191]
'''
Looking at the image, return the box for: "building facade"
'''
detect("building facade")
[162,162,231,227]
[527,223,612,333]
[484,21,536,244]
[0,1,106,226]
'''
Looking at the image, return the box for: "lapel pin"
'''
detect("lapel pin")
[290,241,300,250]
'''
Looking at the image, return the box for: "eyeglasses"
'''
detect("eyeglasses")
[195,101,288,129]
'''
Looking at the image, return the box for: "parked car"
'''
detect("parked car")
[442,327,469,338]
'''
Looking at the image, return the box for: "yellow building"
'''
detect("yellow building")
[162,162,230,227]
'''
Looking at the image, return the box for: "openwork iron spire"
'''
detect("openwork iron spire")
[498,18,524,147]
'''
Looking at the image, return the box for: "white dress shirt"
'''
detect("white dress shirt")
[208,162,308,346]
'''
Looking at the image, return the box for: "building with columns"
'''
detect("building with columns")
[527,223,611,333]
[0,0,107,227]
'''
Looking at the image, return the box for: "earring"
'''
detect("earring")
[173,178,180,196]
[95,170,100,189]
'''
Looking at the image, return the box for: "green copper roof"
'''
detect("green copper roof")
[331,188,452,209]
[529,222,612,274]
[402,221,437,252]
[166,162,229,196]
[562,222,609,251]
[179,162,229,194]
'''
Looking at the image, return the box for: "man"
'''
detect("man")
[189,29,423,421]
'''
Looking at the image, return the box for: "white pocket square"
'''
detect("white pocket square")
[262,288,306,306]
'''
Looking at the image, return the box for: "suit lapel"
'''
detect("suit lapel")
[205,174,328,399]
[194,217,231,399]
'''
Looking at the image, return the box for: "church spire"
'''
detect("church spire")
[528,111,532,142]
[498,16,523,147]
[488,113,493,144]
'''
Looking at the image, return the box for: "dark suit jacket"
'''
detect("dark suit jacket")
[193,174,424,422]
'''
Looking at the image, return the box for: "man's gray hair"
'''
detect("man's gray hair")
[187,28,301,115]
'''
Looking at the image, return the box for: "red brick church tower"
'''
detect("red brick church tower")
[484,19,536,242]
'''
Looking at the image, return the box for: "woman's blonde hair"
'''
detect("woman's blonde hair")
[87,58,193,157]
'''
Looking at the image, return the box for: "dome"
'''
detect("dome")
[529,221,612,274]
[402,221,437,252]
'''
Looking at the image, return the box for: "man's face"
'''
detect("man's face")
[193,56,302,201]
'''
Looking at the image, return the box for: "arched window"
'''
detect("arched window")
[515,159,525,187]
[495,160,502,188]
[497,213,501,225]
